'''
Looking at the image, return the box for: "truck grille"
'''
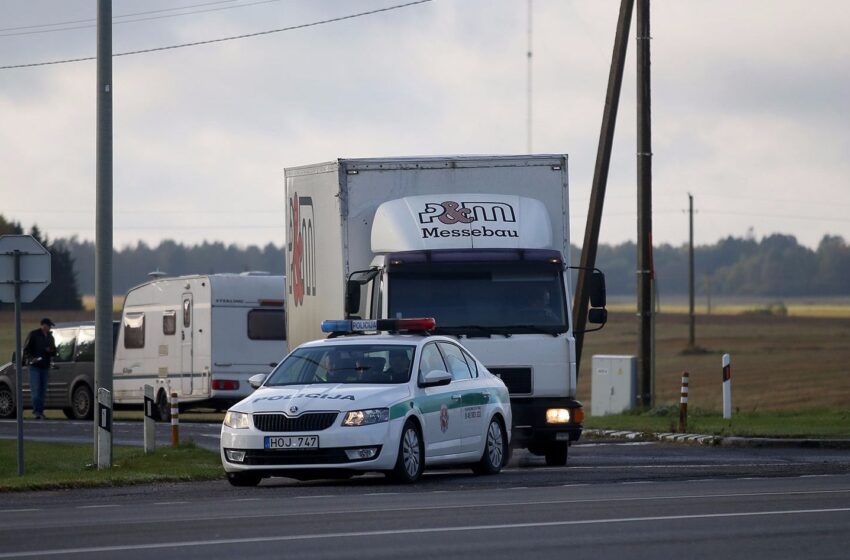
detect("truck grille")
[253,412,339,432]
[488,367,532,395]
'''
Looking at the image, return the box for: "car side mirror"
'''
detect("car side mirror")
[248,373,267,390]
[419,370,452,388]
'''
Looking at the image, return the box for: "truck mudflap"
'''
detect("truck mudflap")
[508,396,584,450]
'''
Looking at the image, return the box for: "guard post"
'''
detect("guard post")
[96,388,112,468]
[722,353,732,419]
[170,392,179,447]
[679,371,689,433]
[143,385,155,454]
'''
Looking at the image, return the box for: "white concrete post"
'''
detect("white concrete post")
[143,385,155,454]
[722,353,732,419]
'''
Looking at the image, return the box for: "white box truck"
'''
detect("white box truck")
[284,155,606,465]
[113,273,288,419]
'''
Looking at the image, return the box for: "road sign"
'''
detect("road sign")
[0,235,51,303]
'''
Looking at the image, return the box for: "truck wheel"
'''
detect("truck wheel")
[227,472,262,487]
[390,420,424,483]
[153,391,171,422]
[70,384,94,420]
[544,442,568,466]
[0,385,15,419]
[472,416,507,475]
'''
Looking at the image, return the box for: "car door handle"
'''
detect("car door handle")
[451,394,462,401]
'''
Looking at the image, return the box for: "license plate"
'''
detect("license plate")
[264,435,319,449]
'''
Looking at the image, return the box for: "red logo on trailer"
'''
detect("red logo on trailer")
[288,193,316,307]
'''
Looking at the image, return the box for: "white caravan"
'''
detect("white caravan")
[113,273,287,419]
[284,155,606,466]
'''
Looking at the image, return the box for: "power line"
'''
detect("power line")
[0,0,433,70]
[0,0,244,35]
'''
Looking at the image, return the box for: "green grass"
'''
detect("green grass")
[585,408,850,438]
[0,440,223,491]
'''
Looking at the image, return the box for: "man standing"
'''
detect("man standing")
[23,318,56,419]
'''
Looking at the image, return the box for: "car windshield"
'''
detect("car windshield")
[266,344,415,386]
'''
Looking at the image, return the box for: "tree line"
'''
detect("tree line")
[3,214,849,309]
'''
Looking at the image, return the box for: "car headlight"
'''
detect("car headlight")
[342,408,389,427]
[223,411,251,429]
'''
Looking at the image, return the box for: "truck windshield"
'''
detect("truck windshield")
[266,344,415,385]
[388,262,568,335]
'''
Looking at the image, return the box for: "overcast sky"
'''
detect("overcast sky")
[1,0,848,250]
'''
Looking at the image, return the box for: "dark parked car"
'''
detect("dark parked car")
[0,321,119,420]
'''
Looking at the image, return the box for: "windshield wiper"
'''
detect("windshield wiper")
[433,325,512,338]
[501,324,564,337]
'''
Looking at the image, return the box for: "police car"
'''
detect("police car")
[220,318,511,486]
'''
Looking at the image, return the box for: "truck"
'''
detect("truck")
[112,273,288,419]
[284,155,607,466]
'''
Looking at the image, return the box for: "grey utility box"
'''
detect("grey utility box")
[591,355,638,416]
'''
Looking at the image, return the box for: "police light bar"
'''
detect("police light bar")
[321,318,436,334]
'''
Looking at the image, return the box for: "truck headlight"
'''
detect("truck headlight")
[224,411,251,429]
[546,408,570,424]
[342,408,389,427]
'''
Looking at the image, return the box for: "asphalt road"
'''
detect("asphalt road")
[3,419,850,559]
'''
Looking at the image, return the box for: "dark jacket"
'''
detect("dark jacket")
[23,328,56,369]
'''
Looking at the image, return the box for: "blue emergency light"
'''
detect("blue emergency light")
[321,318,436,334]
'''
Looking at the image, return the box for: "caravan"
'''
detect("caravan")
[113,273,287,419]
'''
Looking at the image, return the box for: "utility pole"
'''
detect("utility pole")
[95,0,114,468]
[526,0,533,153]
[573,0,634,372]
[636,0,653,408]
[688,193,695,349]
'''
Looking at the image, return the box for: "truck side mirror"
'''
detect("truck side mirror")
[345,280,361,316]
[589,270,607,309]
[588,308,608,325]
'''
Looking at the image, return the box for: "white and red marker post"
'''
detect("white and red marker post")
[722,353,732,419]
[679,371,689,433]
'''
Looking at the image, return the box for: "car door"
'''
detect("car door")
[438,341,484,454]
[46,327,77,408]
[416,342,463,458]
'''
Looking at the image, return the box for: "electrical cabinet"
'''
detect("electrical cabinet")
[591,355,638,416]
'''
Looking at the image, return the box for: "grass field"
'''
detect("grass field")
[0,441,222,491]
[578,311,850,415]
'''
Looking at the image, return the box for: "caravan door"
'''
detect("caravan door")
[181,293,194,394]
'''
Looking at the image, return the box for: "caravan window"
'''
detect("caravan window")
[124,313,145,349]
[163,311,176,335]
[247,309,286,341]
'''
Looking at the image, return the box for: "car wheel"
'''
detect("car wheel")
[472,416,507,475]
[153,391,171,422]
[390,419,424,483]
[227,472,262,487]
[0,385,15,419]
[544,441,568,466]
[71,385,94,420]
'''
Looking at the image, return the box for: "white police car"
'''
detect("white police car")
[220,318,511,486]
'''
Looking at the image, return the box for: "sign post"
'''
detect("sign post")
[0,235,52,476]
